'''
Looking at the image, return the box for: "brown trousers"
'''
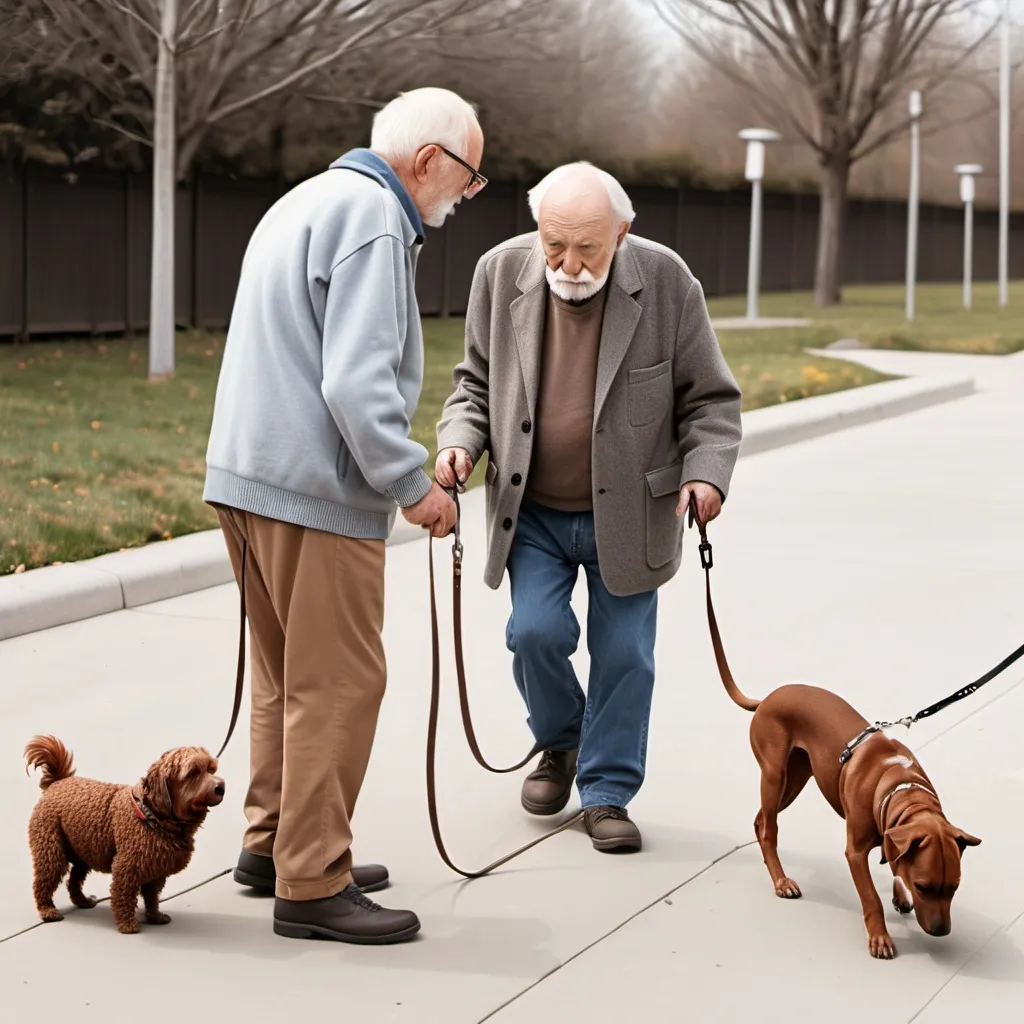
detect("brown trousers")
[217,507,386,901]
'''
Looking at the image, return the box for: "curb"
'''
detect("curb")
[738,372,975,457]
[0,373,973,642]
[0,517,425,642]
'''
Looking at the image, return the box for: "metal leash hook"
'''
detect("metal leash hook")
[449,485,463,572]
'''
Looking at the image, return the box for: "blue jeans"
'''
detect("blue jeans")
[505,500,658,809]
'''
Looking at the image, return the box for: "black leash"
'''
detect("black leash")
[840,640,1024,763]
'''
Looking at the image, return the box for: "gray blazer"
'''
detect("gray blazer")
[437,233,742,597]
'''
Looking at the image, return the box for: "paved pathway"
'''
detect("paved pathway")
[2,351,1022,1023]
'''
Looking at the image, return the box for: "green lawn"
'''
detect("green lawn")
[2,280,1008,574]
[707,281,1024,355]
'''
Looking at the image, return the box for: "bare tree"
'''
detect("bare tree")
[652,0,997,306]
[21,0,527,376]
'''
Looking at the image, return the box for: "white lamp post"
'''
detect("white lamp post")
[739,128,781,321]
[955,164,983,311]
[998,0,1010,307]
[905,90,923,322]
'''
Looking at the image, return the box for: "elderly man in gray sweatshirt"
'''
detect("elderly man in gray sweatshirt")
[204,87,484,945]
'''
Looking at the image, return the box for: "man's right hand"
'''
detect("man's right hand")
[402,481,457,537]
[435,447,473,490]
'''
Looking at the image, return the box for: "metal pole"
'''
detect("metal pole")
[149,0,179,378]
[964,198,974,311]
[998,0,1010,307]
[747,177,762,321]
[906,92,921,321]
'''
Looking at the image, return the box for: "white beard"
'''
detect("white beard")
[424,196,461,229]
[546,265,608,302]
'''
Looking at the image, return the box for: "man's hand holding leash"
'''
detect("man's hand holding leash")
[678,480,722,525]
[402,480,458,537]
[435,447,474,492]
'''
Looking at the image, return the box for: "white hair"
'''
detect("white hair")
[370,87,479,162]
[527,162,635,224]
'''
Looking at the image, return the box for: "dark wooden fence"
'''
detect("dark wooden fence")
[2,163,1022,338]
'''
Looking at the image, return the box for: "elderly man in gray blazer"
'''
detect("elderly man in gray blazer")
[436,162,742,852]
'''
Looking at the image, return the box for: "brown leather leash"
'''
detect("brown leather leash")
[686,493,739,703]
[426,488,583,879]
[213,492,729,881]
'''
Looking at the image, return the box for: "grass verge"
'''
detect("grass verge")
[3,286,945,573]
[707,281,1024,355]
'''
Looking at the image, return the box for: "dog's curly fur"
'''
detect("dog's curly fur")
[25,736,224,934]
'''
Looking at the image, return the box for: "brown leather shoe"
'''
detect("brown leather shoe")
[234,851,389,894]
[583,805,642,853]
[521,749,578,815]
[273,885,420,944]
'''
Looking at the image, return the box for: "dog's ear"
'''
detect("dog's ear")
[951,828,981,854]
[881,823,925,865]
[142,765,175,817]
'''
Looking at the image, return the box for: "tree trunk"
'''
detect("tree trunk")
[813,154,850,307]
[149,0,178,379]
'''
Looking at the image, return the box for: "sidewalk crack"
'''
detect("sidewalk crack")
[476,840,756,1023]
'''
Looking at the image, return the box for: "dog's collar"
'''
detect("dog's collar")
[878,781,938,824]
[130,790,192,851]
[839,724,882,765]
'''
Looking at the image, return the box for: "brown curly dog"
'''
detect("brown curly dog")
[25,736,224,934]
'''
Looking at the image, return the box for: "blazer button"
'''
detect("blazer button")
[598,488,607,495]
[521,420,532,434]
[502,517,513,531]
[511,473,522,486]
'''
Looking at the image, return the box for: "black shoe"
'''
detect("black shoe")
[273,885,420,945]
[521,750,578,815]
[234,850,389,894]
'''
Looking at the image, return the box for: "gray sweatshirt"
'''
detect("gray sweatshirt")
[204,150,432,539]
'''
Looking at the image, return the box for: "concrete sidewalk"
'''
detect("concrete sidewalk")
[1,350,1022,1023]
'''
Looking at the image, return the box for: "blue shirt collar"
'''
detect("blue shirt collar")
[329,148,425,243]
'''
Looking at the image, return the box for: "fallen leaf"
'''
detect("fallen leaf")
[176,425,187,434]
[29,480,38,488]
[51,442,60,453]
[74,488,89,497]
[52,483,61,491]
[14,564,25,574]
[91,450,99,458]
[91,421,101,430]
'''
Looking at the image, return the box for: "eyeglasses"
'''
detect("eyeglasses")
[436,145,487,198]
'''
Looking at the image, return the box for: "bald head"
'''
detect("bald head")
[529,163,632,301]
[539,165,615,220]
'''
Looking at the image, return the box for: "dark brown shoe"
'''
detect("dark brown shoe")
[273,885,420,944]
[583,806,642,853]
[234,851,389,894]
[521,749,578,815]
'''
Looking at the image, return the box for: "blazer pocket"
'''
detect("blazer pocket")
[485,460,498,486]
[628,360,672,428]
[644,462,684,570]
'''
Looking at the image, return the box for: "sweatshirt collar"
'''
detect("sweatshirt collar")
[329,148,425,243]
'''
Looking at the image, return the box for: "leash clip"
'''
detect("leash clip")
[446,485,464,571]
[699,541,713,571]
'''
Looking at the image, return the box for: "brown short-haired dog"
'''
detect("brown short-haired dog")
[25,736,224,934]
[720,680,980,959]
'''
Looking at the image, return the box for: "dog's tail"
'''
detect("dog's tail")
[24,735,76,790]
